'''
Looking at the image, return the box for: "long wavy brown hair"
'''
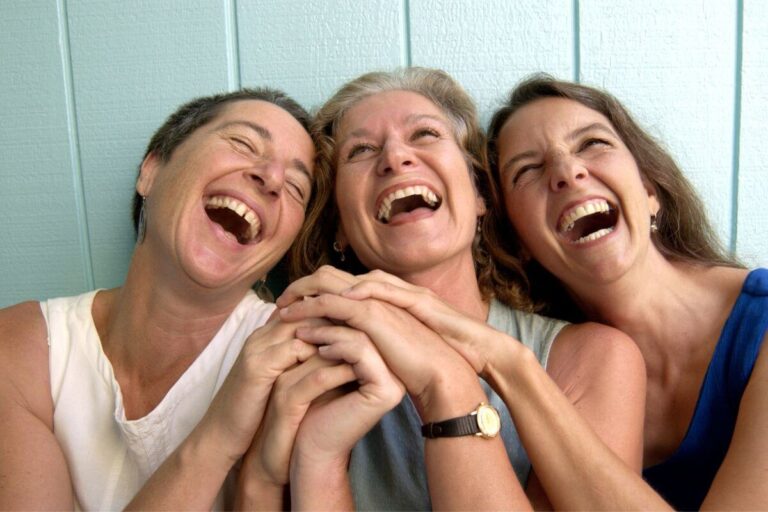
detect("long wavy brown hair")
[487,74,742,320]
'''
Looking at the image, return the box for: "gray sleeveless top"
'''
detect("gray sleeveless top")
[348,299,568,510]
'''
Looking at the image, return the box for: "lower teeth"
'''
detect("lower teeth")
[576,227,614,244]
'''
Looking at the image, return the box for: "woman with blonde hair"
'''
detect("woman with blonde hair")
[259,67,655,509]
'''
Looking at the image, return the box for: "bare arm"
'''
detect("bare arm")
[289,325,405,511]
[281,280,531,510]
[235,354,358,510]
[702,332,768,509]
[498,322,660,510]
[126,317,322,510]
[0,302,74,509]
[336,271,670,510]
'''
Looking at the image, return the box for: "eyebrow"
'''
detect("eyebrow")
[500,121,617,175]
[344,113,447,140]
[215,120,272,141]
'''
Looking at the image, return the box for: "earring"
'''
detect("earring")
[650,214,659,233]
[332,240,346,262]
[137,196,147,244]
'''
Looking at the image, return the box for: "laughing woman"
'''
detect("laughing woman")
[488,75,767,509]
[274,67,654,510]
[0,89,331,509]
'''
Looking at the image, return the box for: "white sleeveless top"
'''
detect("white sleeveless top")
[41,290,274,510]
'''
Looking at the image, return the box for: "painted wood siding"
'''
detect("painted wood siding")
[0,0,764,307]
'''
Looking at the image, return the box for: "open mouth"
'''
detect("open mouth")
[376,185,442,224]
[204,195,261,245]
[558,199,618,244]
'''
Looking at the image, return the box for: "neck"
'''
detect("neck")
[569,255,743,377]
[396,251,488,321]
[100,245,254,380]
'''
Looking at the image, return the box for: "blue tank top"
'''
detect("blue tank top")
[643,268,768,510]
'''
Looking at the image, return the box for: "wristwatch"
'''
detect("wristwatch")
[421,402,501,439]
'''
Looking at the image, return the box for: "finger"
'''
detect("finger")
[246,315,332,354]
[279,293,365,325]
[271,353,340,391]
[342,280,465,338]
[308,327,380,379]
[239,338,318,387]
[356,269,422,291]
[255,362,356,485]
[276,265,359,307]
[297,324,402,395]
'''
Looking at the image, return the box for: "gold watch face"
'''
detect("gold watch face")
[476,404,501,438]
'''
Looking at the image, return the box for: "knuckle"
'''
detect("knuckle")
[369,269,386,279]
[318,264,335,276]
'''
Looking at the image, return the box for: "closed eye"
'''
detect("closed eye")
[579,137,610,151]
[347,143,377,161]
[231,136,256,153]
[286,181,306,203]
[512,163,542,185]
[411,127,440,141]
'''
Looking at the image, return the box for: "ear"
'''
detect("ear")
[136,152,161,197]
[474,191,487,217]
[645,181,660,217]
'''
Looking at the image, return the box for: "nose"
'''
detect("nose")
[376,140,415,176]
[549,153,588,191]
[248,161,286,197]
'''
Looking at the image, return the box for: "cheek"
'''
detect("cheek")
[503,190,542,243]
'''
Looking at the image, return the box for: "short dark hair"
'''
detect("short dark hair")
[488,74,742,319]
[131,88,311,232]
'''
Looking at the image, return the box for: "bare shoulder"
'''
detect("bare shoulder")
[0,301,54,425]
[548,322,645,386]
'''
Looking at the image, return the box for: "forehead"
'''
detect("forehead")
[339,90,449,135]
[500,97,612,143]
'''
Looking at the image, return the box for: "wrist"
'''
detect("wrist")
[484,339,537,406]
[413,366,488,423]
[235,466,285,511]
[175,421,240,476]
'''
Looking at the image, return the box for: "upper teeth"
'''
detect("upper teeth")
[377,185,440,223]
[205,195,261,241]
[559,199,611,232]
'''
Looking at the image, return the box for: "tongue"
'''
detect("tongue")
[388,206,434,225]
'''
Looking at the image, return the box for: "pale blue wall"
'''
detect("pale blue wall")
[1,0,764,307]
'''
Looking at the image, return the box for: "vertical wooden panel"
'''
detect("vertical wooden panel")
[580,0,737,245]
[0,1,87,307]
[238,0,405,109]
[67,0,231,289]
[737,0,767,267]
[409,0,574,123]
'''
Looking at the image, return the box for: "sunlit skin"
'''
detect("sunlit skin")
[495,96,767,510]
[136,99,315,299]
[334,90,486,303]
[497,97,661,295]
